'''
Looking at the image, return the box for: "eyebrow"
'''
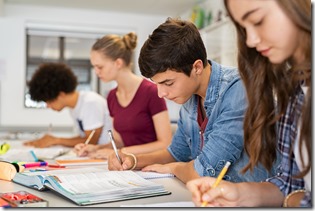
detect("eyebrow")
[241,8,259,21]
[155,79,173,84]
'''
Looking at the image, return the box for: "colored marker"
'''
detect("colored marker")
[22,162,48,168]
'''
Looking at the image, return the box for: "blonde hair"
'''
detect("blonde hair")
[92,32,137,67]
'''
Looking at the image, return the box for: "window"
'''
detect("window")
[25,30,99,108]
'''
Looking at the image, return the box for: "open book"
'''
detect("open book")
[12,167,171,206]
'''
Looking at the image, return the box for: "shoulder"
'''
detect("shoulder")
[80,91,106,105]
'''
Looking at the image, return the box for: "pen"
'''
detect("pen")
[29,150,38,162]
[22,161,48,168]
[201,161,231,207]
[107,130,122,164]
[85,130,96,145]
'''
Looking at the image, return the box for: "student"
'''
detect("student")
[107,18,278,184]
[24,63,112,148]
[186,0,311,207]
[74,32,172,159]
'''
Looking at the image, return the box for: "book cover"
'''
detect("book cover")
[0,191,48,207]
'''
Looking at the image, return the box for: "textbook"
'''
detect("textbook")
[12,167,171,206]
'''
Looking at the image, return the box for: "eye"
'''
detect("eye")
[254,18,264,26]
[164,82,174,86]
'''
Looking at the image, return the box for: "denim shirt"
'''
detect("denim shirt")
[168,60,277,183]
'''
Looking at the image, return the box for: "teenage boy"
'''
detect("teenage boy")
[108,18,278,183]
[24,63,111,148]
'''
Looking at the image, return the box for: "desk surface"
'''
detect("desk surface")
[0,139,193,207]
[0,176,192,207]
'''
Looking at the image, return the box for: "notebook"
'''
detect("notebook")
[135,171,175,179]
[12,167,171,206]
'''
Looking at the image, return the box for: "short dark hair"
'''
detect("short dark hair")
[138,17,207,78]
[28,63,78,102]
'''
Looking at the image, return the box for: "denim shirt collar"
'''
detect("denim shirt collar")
[204,59,222,116]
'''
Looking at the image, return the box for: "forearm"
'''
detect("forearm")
[122,140,169,154]
[236,182,284,207]
[136,149,175,169]
[55,136,87,147]
[172,161,200,184]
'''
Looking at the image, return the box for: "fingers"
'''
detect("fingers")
[108,152,133,171]
[186,177,213,206]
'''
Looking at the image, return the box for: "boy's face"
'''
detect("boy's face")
[45,93,66,112]
[151,69,198,105]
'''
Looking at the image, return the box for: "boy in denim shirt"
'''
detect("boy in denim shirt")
[108,18,278,184]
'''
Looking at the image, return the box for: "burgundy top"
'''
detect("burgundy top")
[107,79,167,146]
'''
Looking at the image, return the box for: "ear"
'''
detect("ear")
[115,58,125,69]
[192,59,204,75]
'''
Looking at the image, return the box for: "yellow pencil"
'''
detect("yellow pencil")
[201,161,231,207]
[85,130,96,145]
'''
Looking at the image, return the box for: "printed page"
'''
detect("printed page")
[53,171,162,194]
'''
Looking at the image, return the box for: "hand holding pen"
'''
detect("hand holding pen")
[186,161,232,207]
[107,130,122,164]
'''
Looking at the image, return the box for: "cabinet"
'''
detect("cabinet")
[200,17,237,67]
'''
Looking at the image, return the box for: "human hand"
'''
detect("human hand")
[141,163,175,174]
[23,134,57,148]
[108,151,136,171]
[186,177,240,207]
[88,148,113,159]
[73,144,98,157]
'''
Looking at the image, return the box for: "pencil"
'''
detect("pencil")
[85,130,96,144]
[201,161,231,207]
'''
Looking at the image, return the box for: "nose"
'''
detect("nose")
[245,28,260,48]
[157,84,167,98]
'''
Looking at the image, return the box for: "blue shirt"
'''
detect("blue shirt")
[266,85,311,207]
[168,60,277,182]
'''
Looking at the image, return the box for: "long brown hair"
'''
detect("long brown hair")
[224,0,311,175]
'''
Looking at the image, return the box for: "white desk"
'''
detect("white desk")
[0,176,192,207]
[0,139,193,207]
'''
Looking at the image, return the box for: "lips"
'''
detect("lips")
[258,48,270,56]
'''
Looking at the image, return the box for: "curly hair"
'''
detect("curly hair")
[28,63,78,102]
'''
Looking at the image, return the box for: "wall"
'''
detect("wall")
[0,4,172,131]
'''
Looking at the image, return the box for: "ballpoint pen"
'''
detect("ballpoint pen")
[107,130,122,164]
[201,161,231,207]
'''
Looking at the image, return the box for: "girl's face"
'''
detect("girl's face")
[90,50,118,82]
[228,0,303,64]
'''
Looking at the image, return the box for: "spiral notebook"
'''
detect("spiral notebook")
[135,171,175,179]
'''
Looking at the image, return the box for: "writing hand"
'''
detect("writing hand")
[186,177,239,207]
[108,151,135,171]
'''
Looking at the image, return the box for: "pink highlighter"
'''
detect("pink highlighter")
[22,162,48,168]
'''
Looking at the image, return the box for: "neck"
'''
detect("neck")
[116,70,142,94]
[197,62,211,100]
[66,91,79,108]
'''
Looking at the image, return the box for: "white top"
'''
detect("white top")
[70,91,112,144]
[294,85,311,191]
